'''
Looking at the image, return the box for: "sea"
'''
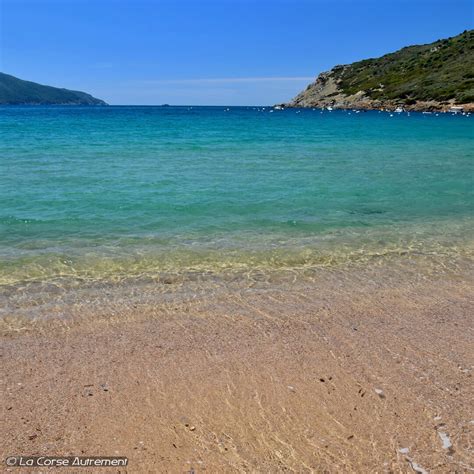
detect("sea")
[1,106,473,288]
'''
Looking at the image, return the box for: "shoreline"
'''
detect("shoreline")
[283,102,474,113]
[2,258,473,471]
[1,252,472,334]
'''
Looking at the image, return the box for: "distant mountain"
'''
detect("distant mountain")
[285,30,474,111]
[0,72,107,105]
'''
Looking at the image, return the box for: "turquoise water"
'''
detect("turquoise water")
[0,106,473,284]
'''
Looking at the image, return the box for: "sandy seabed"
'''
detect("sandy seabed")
[1,257,473,473]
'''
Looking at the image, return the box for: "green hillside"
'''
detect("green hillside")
[0,72,107,105]
[333,30,473,104]
[288,30,474,110]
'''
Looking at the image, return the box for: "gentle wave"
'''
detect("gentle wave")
[1,219,472,286]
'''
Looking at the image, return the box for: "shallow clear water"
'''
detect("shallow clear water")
[1,106,473,284]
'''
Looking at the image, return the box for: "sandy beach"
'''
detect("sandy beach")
[2,4,473,472]
[1,257,473,472]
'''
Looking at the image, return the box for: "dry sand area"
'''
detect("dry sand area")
[1,259,473,472]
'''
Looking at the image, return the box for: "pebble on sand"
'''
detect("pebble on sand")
[374,388,385,398]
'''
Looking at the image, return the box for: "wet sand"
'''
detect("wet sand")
[1,259,473,472]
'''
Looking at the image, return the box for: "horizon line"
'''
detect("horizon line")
[134,76,315,85]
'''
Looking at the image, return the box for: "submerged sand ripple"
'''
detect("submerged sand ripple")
[1,259,473,472]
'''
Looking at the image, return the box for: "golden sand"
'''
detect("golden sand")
[1,259,473,472]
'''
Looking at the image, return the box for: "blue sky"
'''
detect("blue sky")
[0,0,472,105]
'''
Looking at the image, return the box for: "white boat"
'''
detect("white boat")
[326,106,333,111]
[448,106,463,114]
[394,107,404,113]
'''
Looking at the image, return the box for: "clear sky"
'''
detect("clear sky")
[0,0,472,105]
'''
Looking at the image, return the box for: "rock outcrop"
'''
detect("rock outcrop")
[285,30,474,112]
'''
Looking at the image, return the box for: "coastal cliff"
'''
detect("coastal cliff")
[0,72,107,105]
[286,30,474,111]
